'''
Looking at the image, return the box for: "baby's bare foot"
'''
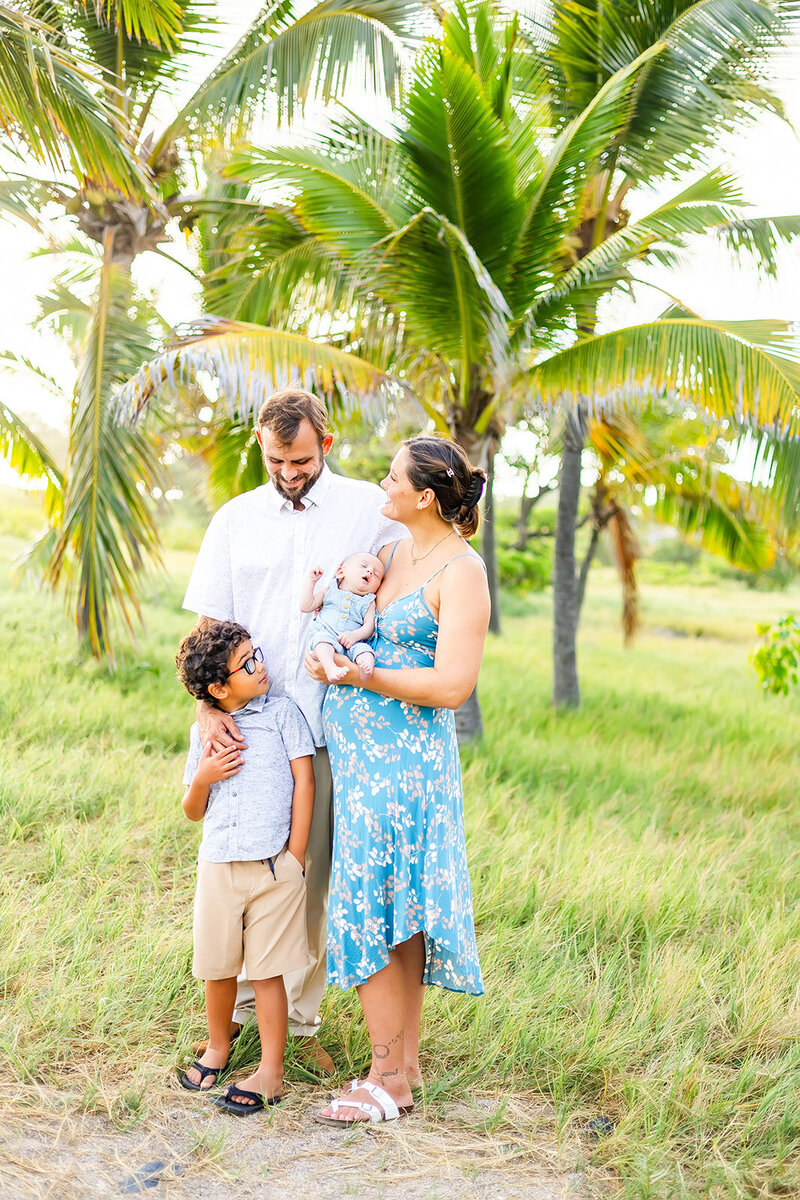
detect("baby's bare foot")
[324,662,349,682]
[356,653,375,681]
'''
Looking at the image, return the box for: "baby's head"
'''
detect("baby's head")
[336,552,384,596]
[176,621,268,710]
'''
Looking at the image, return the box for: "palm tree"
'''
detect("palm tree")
[534,0,800,705]
[125,0,800,722]
[576,406,787,642]
[1,0,422,658]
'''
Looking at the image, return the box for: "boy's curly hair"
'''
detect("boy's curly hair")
[176,621,252,704]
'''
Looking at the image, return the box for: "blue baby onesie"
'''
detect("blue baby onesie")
[309,584,375,663]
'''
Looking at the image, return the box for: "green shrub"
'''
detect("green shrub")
[752,614,800,695]
[497,541,553,592]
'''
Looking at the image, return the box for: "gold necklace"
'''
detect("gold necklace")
[410,529,455,566]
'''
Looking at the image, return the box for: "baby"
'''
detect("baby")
[300,552,384,683]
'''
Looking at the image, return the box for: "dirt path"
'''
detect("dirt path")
[0,1086,613,1199]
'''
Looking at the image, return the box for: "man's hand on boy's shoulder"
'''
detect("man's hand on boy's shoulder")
[197,700,248,752]
[194,741,243,786]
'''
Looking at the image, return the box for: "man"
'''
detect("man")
[182,388,403,1075]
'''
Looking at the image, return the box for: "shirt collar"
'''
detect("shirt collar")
[233,693,269,716]
[262,463,334,513]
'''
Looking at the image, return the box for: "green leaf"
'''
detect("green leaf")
[47,250,167,660]
[0,6,143,190]
[531,317,800,435]
[160,0,421,142]
[119,318,407,426]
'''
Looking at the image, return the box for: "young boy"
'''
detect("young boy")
[176,621,315,1115]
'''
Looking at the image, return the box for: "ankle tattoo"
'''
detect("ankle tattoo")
[372,1031,404,1060]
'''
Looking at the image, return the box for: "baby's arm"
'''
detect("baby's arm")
[286,756,315,869]
[299,567,328,613]
[339,600,377,649]
[182,742,243,821]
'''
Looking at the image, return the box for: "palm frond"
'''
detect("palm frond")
[0,173,70,229]
[531,317,800,434]
[226,118,404,255]
[542,0,799,180]
[650,463,775,572]
[119,318,407,426]
[507,43,661,316]
[47,251,166,659]
[373,208,511,404]
[0,399,63,516]
[716,215,800,280]
[400,37,521,282]
[160,0,421,143]
[0,5,142,190]
[746,427,800,536]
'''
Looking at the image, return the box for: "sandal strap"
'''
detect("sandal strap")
[192,1060,224,1080]
[359,1081,401,1121]
[328,1098,383,1122]
[224,1086,262,1105]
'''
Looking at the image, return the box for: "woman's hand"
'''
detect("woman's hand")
[304,648,358,685]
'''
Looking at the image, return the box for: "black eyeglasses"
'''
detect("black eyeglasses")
[228,646,264,677]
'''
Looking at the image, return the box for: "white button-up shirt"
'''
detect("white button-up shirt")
[183,465,404,744]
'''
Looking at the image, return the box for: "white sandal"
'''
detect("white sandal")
[314,1078,414,1127]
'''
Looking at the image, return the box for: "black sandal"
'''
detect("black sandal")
[210,1084,281,1116]
[180,1058,228,1092]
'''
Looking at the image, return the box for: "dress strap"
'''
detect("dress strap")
[383,539,402,570]
[421,552,484,588]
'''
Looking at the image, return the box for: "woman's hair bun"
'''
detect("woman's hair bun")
[465,472,485,508]
[403,435,486,538]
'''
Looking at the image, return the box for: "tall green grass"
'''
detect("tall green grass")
[1,499,799,1198]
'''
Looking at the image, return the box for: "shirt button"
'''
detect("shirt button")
[232,821,237,827]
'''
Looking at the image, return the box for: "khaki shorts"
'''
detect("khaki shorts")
[193,851,311,981]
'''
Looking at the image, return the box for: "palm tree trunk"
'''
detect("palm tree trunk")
[552,403,587,708]
[455,687,484,744]
[483,449,501,635]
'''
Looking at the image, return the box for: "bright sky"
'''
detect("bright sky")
[1,7,799,494]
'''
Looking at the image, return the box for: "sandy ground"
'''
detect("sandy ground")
[0,1085,614,1200]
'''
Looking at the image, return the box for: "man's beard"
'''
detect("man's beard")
[270,464,322,503]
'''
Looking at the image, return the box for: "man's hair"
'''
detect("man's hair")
[256,389,329,445]
[176,621,252,704]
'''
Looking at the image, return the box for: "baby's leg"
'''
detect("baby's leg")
[314,640,349,683]
[354,650,375,681]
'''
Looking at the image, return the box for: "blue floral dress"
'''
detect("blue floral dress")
[322,551,484,996]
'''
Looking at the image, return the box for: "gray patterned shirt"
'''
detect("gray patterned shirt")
[182,693,315,863]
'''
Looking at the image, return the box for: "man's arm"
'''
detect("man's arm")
[339,600,376,649]
[286,755,315,869]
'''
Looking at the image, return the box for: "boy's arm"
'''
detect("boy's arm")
[182,742,243,821]
[286,756,315,869]
[339,600,376,649]
[299,567,327,613]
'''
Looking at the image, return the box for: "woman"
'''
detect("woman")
[307,436,491,1126]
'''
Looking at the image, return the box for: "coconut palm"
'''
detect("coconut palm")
[578,406,787,642]
[126,0,800,719]
[534,0,800,705]
[1,0,422,658]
